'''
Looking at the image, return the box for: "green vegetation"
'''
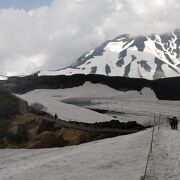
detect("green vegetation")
[0,89,20,119]
[0,89,20,139]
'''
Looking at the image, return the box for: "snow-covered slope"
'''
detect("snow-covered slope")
[18,82,180,125]
[0,75,8,81]
[18,82,157,124]
[39,29,180,80]
[1,121,180,179]
[147,127,180,179]
[0,129,151,180]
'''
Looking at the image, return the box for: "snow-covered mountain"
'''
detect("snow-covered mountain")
[39,29,180,80]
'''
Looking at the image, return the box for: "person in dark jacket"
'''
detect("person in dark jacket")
[173,117,178,130]
[170,118,173,129]
[55,113,58,120]
[168,117,178,130]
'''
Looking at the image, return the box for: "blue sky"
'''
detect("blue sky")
[0,0,52,10]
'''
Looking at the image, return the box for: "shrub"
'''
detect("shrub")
[30,102,48,116]
[7,124,28,143]
[31,103,47,112]
[0,90,20,119]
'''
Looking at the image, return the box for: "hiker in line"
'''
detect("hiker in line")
[55,113,58,120]
[173,117,178,130]
[168,117,178,130]
[168,118,173,129]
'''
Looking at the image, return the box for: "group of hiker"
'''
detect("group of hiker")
[168,116,178,130]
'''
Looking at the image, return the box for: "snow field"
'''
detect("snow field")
[18,83,157,124]
[4,82,180,180]
[18,82,180,126]
[0,129,152,180]
[145,125,180,180]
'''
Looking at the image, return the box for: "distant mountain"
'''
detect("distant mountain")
[39,29,180,80]
[2,30,180,100]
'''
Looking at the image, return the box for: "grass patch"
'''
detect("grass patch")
[0,89,20,141]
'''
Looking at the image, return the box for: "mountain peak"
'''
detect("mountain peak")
[38,31,180,80]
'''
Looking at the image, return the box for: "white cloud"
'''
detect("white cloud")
[0,0,179,76]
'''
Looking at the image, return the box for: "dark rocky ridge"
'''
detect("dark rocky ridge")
[2,74,180,100]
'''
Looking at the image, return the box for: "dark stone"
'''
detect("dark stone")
[105,64,111,76]
[139,60,151,72]
[130,36,148,52]
[73,40,110,67]
[90,66,97,74]
[164,53,174,65]
[153,58,165,79]
[124,63,131,77]
[160,33,174,44]
[116,50,127,67]
[155,43,163,51]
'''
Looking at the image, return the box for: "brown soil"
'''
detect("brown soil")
[0,113,145,149]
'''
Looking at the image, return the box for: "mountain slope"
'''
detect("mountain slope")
[39,29,180,80]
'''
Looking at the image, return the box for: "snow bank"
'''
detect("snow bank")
[18,88,111,123]
[0,129,151,180]
[18,82,158,123]
[116,87,157,100]
[147,127,180,179]
[18,81,180,126]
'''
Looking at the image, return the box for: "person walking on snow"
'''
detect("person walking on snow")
[55,113,58,120]
[168,118,173,129]
[168,117,178,130]
[173,117,178,130]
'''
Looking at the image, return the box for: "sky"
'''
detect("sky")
[0,0,179,76]
[0,0,51,10]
